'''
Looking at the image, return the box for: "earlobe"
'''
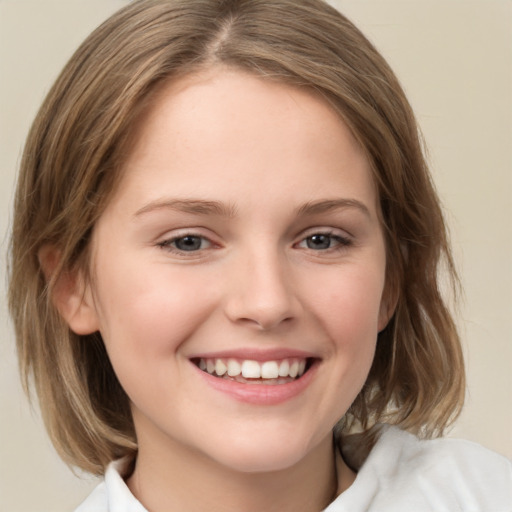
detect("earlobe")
[38,245,100,335]
[378,302,393,332]
[378,285,399,332]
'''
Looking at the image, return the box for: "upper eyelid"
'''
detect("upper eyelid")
[296,226,353,239]
[156,226,216,241]
[160,233,208,242]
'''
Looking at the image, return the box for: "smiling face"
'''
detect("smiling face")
[73,68,389,475]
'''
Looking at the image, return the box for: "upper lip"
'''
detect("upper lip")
[188,348,319,362]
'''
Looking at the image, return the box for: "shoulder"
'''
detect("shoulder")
[331,425,512,512]
[375,424,512,478]
[372,426,512,511]
[74,459,146,512]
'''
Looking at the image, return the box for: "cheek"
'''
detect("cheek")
[304,263,385,389]
[296,266,384,428]
[310,265,385,341]
[92,262,217,362]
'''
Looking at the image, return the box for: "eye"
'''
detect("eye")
[297,232,352,251]
[158,235,212,253]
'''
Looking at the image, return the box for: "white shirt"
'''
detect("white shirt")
[75,426,512,512]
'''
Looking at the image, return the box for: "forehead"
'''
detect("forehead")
[108,67,378,216]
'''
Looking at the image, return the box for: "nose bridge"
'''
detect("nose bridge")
[225,240,298,330]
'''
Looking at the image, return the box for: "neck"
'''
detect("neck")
[127,428,355,512]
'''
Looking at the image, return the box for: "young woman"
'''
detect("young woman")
[8,1,511,510]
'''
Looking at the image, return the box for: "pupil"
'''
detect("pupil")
[176,236,201,251]
[307,234,330,249]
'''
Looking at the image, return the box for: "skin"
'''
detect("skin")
[59,68,391,511]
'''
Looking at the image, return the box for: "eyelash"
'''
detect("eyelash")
[295,231,353,252]
[156,229,352,256]
[157,234,212,254]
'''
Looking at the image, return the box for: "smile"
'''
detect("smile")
[194,357,310,384]
[190,351,319,405]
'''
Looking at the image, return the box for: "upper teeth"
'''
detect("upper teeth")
[198,358,307,379]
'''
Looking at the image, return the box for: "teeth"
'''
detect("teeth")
[197,357,309,380]
[241,360,261,378]
[278,360,290,377]
[227,359,241,377]
[289,361,299,378]
[261,361,279,379]
[215,359,227,376]
[206,359,216,374]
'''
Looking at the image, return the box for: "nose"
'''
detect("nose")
[224,246,301,331]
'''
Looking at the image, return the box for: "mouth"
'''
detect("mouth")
[191,357,315,385]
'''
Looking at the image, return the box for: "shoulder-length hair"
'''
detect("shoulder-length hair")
[8,0,464,475]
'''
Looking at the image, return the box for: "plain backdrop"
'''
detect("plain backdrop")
[1,1,511,510]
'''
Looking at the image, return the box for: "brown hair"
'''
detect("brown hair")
[8,0,464,475]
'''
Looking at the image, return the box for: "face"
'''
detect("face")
[76,68,390,474]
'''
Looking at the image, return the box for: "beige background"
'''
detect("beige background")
[1,1,511,510]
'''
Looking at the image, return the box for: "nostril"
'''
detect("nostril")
[236,313,296,331]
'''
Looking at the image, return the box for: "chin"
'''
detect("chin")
[202,432,322,474]
[216,450,303,474]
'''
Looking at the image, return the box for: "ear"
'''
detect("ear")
[38,245,100,335]
[378,281,399,332]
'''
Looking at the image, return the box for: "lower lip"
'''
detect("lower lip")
[193,361,319,405]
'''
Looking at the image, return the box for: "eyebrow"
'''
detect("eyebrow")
[296,198,371,218]
[134,197,370,219]
[134,199,238,218]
